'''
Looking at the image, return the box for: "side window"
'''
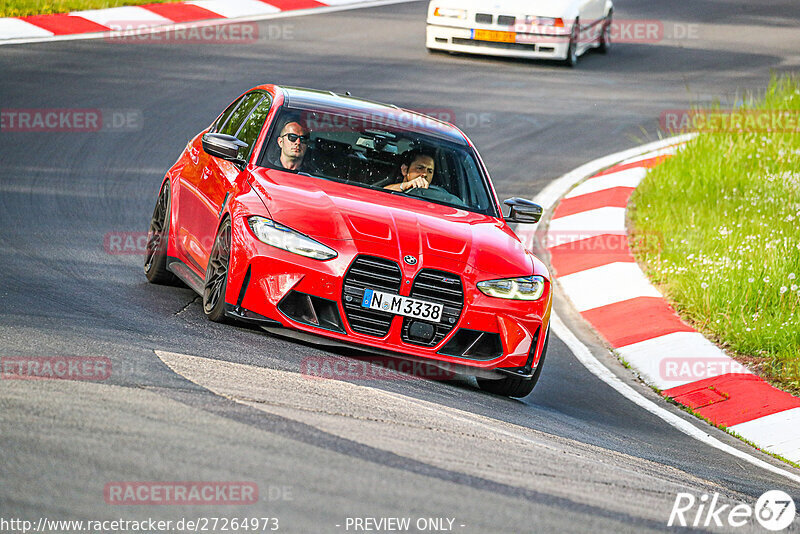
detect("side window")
[234,95,272,161]
[217,92,262,137]
[213,95,244,133]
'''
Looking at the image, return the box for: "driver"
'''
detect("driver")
[275,117,311,171]
[384,149,435,192]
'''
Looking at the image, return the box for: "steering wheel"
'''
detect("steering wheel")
[404,185,466,207]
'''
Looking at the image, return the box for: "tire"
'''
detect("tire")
[203,218,232,323]
[598,12,612,54]
[144,181,177,284]
[563,18,579,67]
[477,329,549,398]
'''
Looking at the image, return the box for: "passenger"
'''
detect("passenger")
[275,119,311,171]
[384,149,435,192]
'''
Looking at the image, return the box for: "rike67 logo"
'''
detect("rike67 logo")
[669,490,796,531]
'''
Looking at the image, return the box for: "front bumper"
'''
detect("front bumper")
[226,216,552,378]
[426,24,570,60]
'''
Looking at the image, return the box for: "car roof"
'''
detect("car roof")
[274,85,469,145]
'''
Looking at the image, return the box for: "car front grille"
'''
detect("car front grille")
[475,13,516,26]
[497,15,516,26]
[453,38,537,52]
[342,255,402,337]
[401,270,464,347]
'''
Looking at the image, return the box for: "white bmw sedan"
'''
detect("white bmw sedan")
[426,0,613,66]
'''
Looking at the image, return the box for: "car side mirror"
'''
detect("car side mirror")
[504,198,543,224]
[202,133,248,164]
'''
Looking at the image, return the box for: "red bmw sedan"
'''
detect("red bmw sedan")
[145,85,551,397]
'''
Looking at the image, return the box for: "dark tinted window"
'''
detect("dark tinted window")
[258,106,497,216]
[234,95,271,161]
[217,92,262,137]
[213,95,243,132]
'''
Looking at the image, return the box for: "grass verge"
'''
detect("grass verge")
[629,75,800,395]
[1,1,173,18]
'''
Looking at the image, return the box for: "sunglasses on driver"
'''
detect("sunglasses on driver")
[281,133,310,144]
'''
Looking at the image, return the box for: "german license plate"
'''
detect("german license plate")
[361,289,443,323]
[473,29,516,43]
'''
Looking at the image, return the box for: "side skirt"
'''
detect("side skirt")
[166,256,204,295]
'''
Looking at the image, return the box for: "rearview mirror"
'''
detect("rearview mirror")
[504,198,543,224]
[202,133,248,162]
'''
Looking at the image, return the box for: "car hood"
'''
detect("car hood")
[250,168,534,278]
[432,0,575,18]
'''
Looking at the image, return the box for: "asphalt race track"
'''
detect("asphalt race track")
[2,1,800,532]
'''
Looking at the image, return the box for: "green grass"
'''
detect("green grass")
[629,75,800,395]
[1,0,173,17]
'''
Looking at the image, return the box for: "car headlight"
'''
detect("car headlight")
[477,276,546,300]
[248,216,337,261]
[524,16,564,27]
[434,7,467,19]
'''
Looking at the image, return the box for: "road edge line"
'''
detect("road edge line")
[550,312,800,484]
[524,136,800,484]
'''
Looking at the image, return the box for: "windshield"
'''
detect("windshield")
[257,106,498,216]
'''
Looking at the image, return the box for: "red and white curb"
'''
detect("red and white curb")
[540,137,800,465]
[0,0,413,45]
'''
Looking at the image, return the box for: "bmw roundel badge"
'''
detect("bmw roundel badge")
[403,255,418,266]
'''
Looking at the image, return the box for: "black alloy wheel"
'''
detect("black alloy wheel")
[203,219,232,323]
[144,181,176,284]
